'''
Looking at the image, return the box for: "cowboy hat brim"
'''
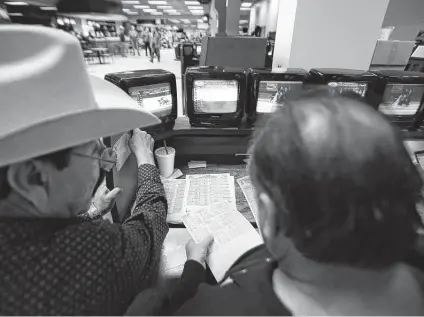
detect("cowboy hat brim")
[0,76,161,167]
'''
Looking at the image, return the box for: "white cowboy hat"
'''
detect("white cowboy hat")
[0,25,160,168]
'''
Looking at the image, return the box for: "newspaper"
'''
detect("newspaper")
[158,228,192,283]
[113,132,131,171]
[182,202,263,281]
[237,176,260,224]
[163,179,187,223]
[184,174,237,209]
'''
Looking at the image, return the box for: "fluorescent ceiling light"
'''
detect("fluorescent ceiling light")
[240,7,251,10]
[164,9,177,12]
[127,11,139,15]
[123,8,131,11]
[5,1,27,5]
[151,12,163,15]
[134,5,150,8]
[168,11,181,15]
[122,1,140,4]
[190,10,204,15]
[148,0,167,4]
[241,2,251,7]
[188,6,202,9]
[40,6,57,10]
[143,8,157,12]
[239,19,248,24]
[8,12,23,16]
[185,1,198,4]
[157,5,172,9]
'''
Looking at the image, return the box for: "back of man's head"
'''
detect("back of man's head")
[250,91,423,268]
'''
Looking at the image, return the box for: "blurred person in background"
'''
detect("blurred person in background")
[127,92,424,316]
[142,27,152,57]
[129,25,140,56]
[119,25,128,57]
[150,28,161,63]
[0,25,168,315]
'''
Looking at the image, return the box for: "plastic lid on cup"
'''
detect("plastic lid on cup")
[155,146,175,157]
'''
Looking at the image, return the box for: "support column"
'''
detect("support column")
[215,0,227,35]
[226,0,241,36]
[272,0,390,71]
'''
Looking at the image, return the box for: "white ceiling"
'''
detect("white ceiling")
[2,0,252,24]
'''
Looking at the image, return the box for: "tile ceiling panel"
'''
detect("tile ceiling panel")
[2,0,251,24]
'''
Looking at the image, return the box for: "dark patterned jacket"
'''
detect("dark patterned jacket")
[0,164,168,315]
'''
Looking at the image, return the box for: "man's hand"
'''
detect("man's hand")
[129,129,155,167]
[89,182,122,218]
[185,236,214,269]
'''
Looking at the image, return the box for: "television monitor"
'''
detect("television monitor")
[185,66,247,128]
[308,68,380,107]
[371,70,424,130]
[104,69,178,132]
[247,68,309,126]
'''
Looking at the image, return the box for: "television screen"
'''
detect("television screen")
[378,84,424,116]
[128,83,173,118]
[193,79,238,113]
[196,45,201,55]
[257,81,303,113]
[327,81,368,97]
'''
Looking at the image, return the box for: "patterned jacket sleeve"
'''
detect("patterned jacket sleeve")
[110,164,169,301]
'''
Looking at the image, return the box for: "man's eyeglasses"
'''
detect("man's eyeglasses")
[72,146,117,172]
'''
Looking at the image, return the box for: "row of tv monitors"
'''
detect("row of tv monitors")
[104,67,424,131]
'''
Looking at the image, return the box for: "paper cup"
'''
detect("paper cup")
[155,146,175,178]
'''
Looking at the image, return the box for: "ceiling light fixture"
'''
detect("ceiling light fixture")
[190,10,204,15]
[151,12,163,15]
[127,11,139,14]
[143,8,157,12]
[185,1,198,5]
[239,19,248,24]
[122,1,140,4]
[157,5,172,9]
[148,0,167,4]
[168,11,181,15]
[240,7,251,10]
[134,5,150,8]
[241,2,252,7]
[188,6,202,9]
[40,6,57,11]
[4,1,28,5]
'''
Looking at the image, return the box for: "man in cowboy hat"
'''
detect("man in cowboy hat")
[0,25,168,315]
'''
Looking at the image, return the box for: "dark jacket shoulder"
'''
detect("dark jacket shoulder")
[175,245,292,316]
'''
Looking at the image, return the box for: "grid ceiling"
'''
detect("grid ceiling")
[2,0,251,24]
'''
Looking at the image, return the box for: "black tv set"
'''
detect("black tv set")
[185,66,247,128]
[104,69,178,132]
[308,68,380,107]
[247,68,309,126]
[371,70,424,130]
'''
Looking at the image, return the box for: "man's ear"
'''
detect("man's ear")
[7,160,49,213]
[259,192,281,241]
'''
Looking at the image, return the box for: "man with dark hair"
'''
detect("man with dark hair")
[127,92,424,315]
[0,25,168,315]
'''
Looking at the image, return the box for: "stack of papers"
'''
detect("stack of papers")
[158,228,192,284]
[237,176,260,224]
[183,202,262,281]
[162,173,236,224]
[160,173,262,281]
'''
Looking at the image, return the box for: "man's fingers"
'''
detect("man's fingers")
[105,187,122,201]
